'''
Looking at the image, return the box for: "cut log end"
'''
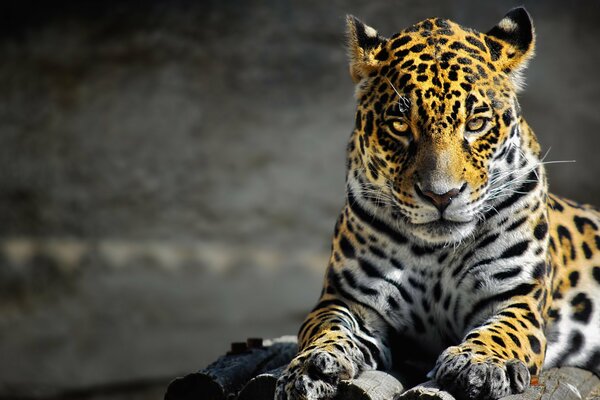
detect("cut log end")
[165,373,224,400]
[237,370,280,400]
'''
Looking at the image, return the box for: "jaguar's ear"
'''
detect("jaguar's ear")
[346,15,387,83]
[485,7,535,91]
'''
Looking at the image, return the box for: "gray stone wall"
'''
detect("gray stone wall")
[0,1,599,397]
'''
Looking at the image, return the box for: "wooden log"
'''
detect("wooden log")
[395,380,455,400]
[238,366,404,400]
[238,368,405,400]
[397,367,600,400]
[237,366,285,400]
[336,370,405,400]
[164,336,298,400]
[501,367,600,400]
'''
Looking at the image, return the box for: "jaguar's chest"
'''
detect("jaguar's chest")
[339,229,542,346]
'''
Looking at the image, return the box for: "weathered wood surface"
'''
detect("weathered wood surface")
[237,366,285,400]
[166,335,600,400]
[236,366,405,400]
[164,336,297,400]
[336,370,405,400]
[236,367,600,400]
[397,366,600,400]
[503,367,600,400]
[396,380,456,400]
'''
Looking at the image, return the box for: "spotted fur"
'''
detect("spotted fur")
[275,8,600,400]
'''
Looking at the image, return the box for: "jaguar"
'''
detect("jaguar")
[275,7,600,400]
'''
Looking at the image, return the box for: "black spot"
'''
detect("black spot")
[448,70,458,81]
[399,285,413,304]
[569,271,579,287]
[400,60,414,69]
[571,292,593,323]
[387,295,399,310]
[493,267,521,280]
[342,269,357,287]
[502,109,513,126]
[582,242,592,259]
[557,225,576,260]
[437,29,454,36]
[359,285,379,296]
[593,266,600,285]
[433,282,442,302]
[533,222,548,240]
[375,48,389,61]
[460,82,472,92]
[573,216,598,234]
[507,216,527,231]
[390,36,411,49]
[550,199,564,212]
[339,235,355,259]
[355,232,366,244]
[411,244,435,256]
[466,36,486,52]
[407,277,426,292]
[364,110,374,136]
[390,258,404,270]
[359,258,382,279]
[435,19,450,29]
[492,335,506,347]
[524,311,540,329]
[438,252,448,264]
[410,44,426,53]
[442,295,451,310]
[528,335,541,354]
[501,240,530,259]
[421,20,433,31]
[507,332,521,347]
[532,262,545,279]
[465,332,480,340]
[367,162,379,180]
[369,245,386,259]
[506,147,515,164]
[440,52,456,63]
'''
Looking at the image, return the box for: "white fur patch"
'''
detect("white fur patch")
[498,18,518,33]
[364,25,378,38]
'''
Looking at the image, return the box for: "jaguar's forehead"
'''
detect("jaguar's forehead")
[374,17,508,98]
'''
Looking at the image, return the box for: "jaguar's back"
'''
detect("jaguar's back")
[545,194,600,370]
[275,8,600,400]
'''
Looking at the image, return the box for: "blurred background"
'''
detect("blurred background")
[0,0,599,399]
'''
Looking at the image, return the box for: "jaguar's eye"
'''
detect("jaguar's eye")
[390,120,409,133]
[465,117,489,133]
[384,119,411,145]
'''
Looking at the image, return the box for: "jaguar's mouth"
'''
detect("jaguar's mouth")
[406,217,477,245]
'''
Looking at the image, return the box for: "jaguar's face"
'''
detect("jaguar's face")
[346,10,537,245]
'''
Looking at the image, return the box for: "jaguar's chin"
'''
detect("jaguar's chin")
[408,218,477,246]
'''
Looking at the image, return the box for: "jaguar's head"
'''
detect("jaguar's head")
[345,8,540,245]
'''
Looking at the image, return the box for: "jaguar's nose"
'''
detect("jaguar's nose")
[415,184,462,212]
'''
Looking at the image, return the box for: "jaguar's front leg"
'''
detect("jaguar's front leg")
[433,285,547,400]
[275,297,391,400]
